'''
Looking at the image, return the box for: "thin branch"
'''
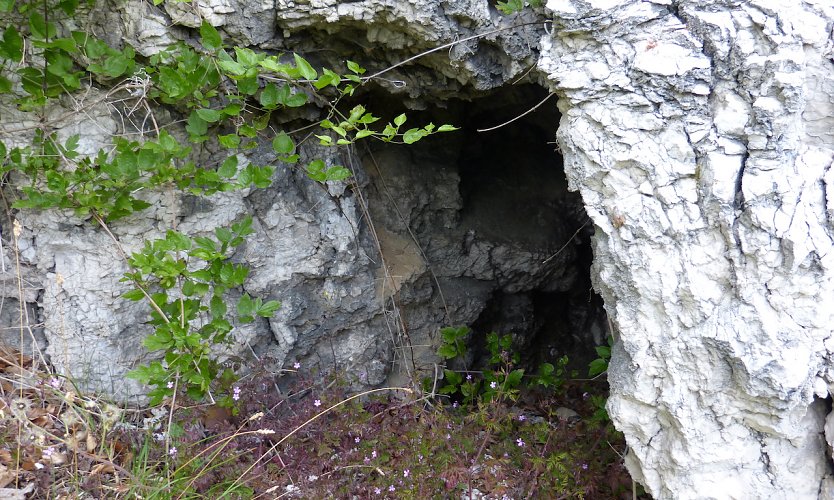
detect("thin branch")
[477,92,556,133]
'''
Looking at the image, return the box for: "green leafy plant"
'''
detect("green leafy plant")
[433,326,569,405]
[496,0,543,15]
[588,335,613,378]
[123,216,280,405]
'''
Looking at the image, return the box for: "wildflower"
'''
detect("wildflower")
[293,362,301,369]
[403,469,410,478]
[169,446,178,457]
[452,402,458,408]
[232,386,241,401]
[364,456,371,464]
[466,374,472,380]
[418,454,424,462]
[490,381,498,389]
[446,433,451,440]
[581,463,589,470]
[371,450,377,458]
[518,415,526,422]
[516,438,524,447]
[355,436,361,444]
[314,399,321,407]
[167,381,174,389]
[374,487,381,495]
[389,485,396,492]
[582,392,590,400]
[49,378,61,389]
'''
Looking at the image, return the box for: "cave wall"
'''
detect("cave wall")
[2,0,834,498]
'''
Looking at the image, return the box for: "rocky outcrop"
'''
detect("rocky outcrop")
[2,0,834,497]
[538,0,834,497]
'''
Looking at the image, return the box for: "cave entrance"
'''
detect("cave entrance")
[361,83,606,378]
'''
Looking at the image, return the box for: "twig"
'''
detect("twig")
[477,92,556,133]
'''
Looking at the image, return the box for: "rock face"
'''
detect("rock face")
[2,0,834,498]
[537,0,834,497]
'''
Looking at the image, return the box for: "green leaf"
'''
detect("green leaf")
[325,166,351,182]
[506,369,525,388]
[437,124,459,132]
[217,59,246,76]
[393,113,407,127]
[29,13,57,40]
[144,330,173,351]
[218,134,240,149]
[346,60,365,74]
[305,160,327,182]
[595,345,611,358]
[237,76,258,95]
[0,27,23,61]
[200,21,222,50]
[437,344,458,360]
[285,92,307,107]
[257,300,281,317]
[260,83,279,108]
[196,108,222,123]
[293,53,317,80]
[403,128,427,144]
[122,289,146,301]
[272,133,294,154]
[218,155,238,178]
[588,359,608,377]
[186,112,209,137]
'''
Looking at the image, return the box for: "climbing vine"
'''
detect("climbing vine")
[0,0,456,402]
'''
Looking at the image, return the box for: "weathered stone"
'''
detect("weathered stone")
[2,0,833,497]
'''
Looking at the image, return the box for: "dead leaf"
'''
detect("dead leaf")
[90,463,116,476]
[86,433,97,453]
[0,464,16,488]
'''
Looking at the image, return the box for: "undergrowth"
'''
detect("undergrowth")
[0,345,638,499]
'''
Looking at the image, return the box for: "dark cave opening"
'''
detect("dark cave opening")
[360,82,606,377]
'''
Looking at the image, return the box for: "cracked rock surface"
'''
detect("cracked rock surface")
[539,0,834,497]
[2,0,834,497]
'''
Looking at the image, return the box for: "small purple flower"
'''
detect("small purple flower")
[293,362,301,369]
[371,450,377,458]
[518,415,527,422]
[364,456,371,464]
[374,487,381,495]
[516,438,524,447]
[232,386,241,401]
[466,374,472,380]
[314,399,321,407]
[582,392,590,400]
[452,402,458,408]
[49,378,61,389]
[167,381,174,389]
[490,381,498,389]
[389,485,396,492]
[581,463,589,470]
[169,446,178,457]
[446,433,451,440]
[403,469,410,478]
[355,436,361,444]
[418,454,424,462]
